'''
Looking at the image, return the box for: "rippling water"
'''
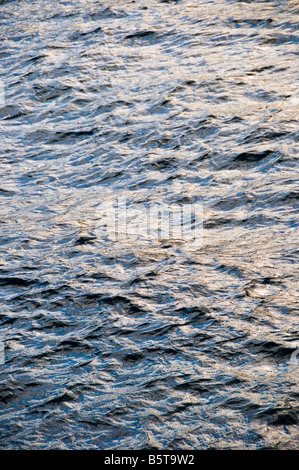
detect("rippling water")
[0,0,298,450]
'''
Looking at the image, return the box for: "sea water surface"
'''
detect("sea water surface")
[0,0,298,449]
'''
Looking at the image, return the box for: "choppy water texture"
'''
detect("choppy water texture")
[0,0,299,450]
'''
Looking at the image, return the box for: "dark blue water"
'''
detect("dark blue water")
[0,0,298,449]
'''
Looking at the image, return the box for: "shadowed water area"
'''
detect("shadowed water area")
[0,0,298,450]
